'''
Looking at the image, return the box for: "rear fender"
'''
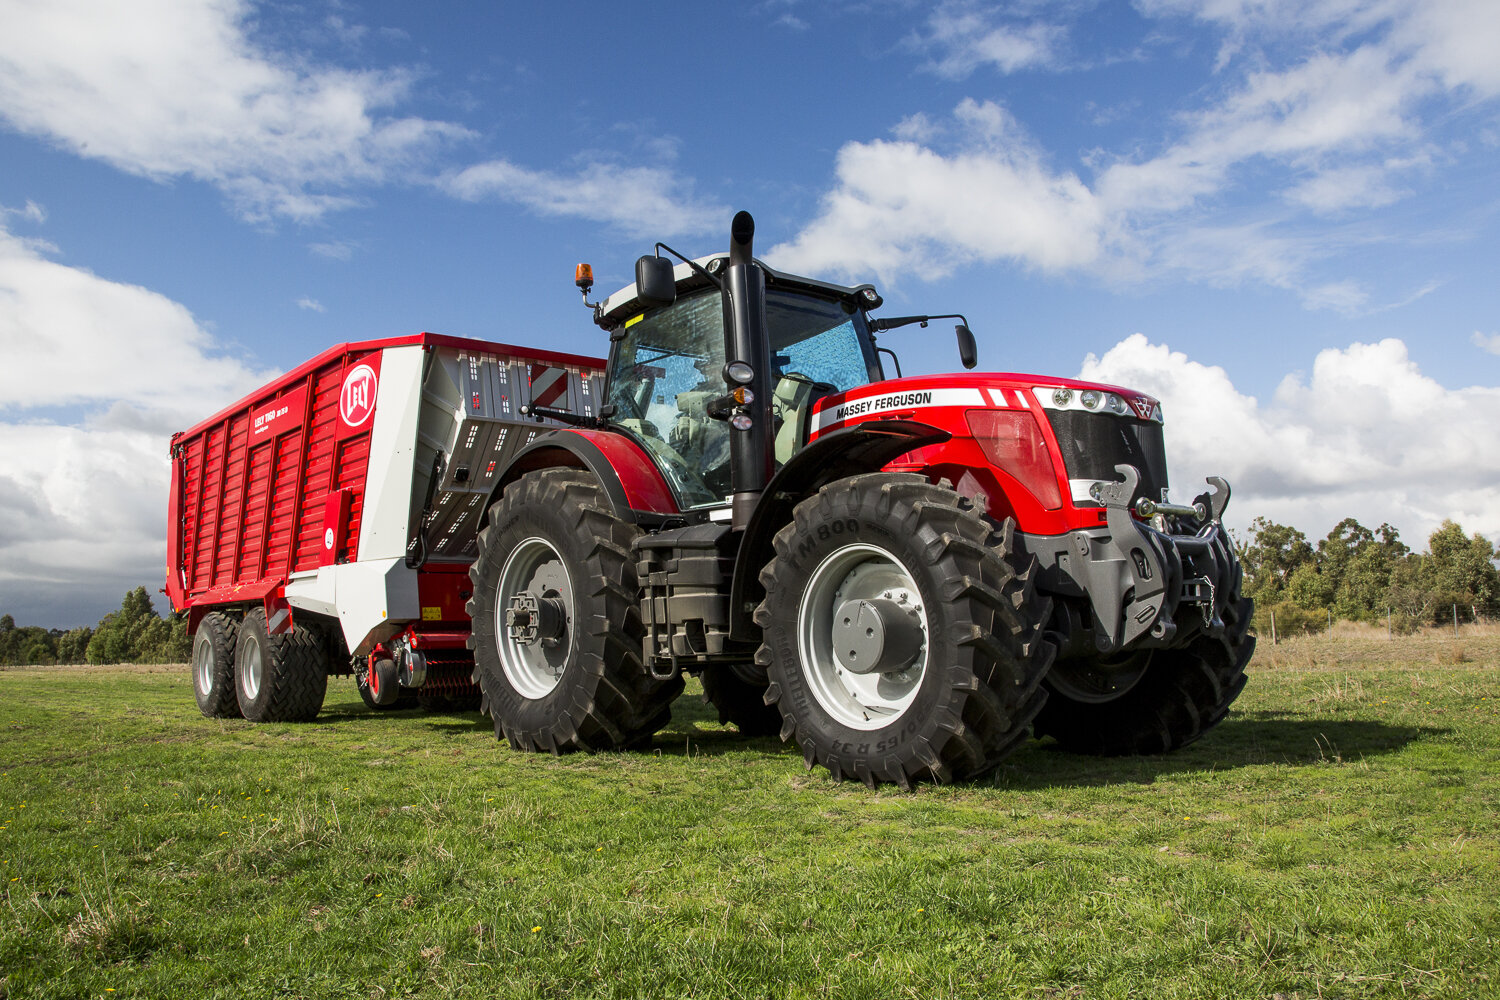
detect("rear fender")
[483,428,681,528]
[727,420,950,641]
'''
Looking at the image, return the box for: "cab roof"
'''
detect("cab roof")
[595,254,882,329]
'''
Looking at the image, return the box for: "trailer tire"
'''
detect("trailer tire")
[1033,578,1254,755]
[467,471,683,753]
[356,673,415,711]
[701,664,781,737]
[192,612,240,719]
[755,473,1054,789]
[235,609,329,723]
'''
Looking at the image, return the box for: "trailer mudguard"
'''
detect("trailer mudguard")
[484,428,681,527]
[726,419,951,642]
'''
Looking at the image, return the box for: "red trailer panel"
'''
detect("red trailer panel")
[168,333,606,656]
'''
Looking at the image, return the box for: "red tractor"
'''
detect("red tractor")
[463,211,1253,787]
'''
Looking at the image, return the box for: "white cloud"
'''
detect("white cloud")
[0,0,470,222]
[917,3,1065,77]
[0,222,274,626]
[776,0,1497,302]
[296,296,326,312]
[440,159,727,240]
[1,200,46,225]
[309,239,360,261]
[1079,333,1500,544]
[0,228,273,421]
[1472,331,1500,355]
[769,100,1103,283]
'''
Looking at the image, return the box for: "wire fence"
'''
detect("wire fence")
[1259,601,1500,643]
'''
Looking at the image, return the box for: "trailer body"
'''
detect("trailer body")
[167,333,605,665]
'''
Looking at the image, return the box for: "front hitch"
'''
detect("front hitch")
[1083,465,1236,654]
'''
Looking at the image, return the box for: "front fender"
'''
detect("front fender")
[484,428,680,528]
[727,419,951,642]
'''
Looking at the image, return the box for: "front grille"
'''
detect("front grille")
[1042,410,1169,504]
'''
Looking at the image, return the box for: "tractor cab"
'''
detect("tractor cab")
[587,257,885,511]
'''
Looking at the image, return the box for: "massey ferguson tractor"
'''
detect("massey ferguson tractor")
[168,211,1252,788]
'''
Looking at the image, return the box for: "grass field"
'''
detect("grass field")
[1,633,1496,999]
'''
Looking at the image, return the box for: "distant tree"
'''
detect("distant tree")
[1283,561,1332,611]
[86,587,168,664]
[1330,522,1409,621]
[1425,520,1500,608]
[1241,518,1315,604]
[0,614,59,665]
[54,626,94,664]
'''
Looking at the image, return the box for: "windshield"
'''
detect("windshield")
[606,287,878,508]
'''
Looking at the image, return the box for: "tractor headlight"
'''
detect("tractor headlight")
[1052,388,1073,406]
[1080,390,1101,409]
[1107,393,1129,415]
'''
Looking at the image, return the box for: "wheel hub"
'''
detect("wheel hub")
[798,543,930,731]
[505,593,568,646]
[832,598,924,675]
[494,536,574,699]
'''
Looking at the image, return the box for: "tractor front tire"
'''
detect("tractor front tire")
[701,664,781,737]
[234,609,329,722]
[467,471,683,753]
[192,612,240,719]
[1033,577,1254,755]
[755,473,1054,789]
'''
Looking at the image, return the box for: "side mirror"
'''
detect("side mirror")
[635,256,676,309]
[956,324,978,370]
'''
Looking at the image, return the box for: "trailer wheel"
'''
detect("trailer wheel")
[700,664,781,737]
[1033,580,1254,755]
[235,609,329,723]
[755,473,1054,789]
[468,471,683,753]
[356,671,415,711]
[192,612,240,719]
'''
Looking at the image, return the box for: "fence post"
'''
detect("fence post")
[1454,603,1459,636]
[1387,607,1392,640]
[1328,610,1333,637]
[1270,610,1278,645]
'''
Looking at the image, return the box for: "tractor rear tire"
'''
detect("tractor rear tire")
[701,664,781,737]
[192,612,240,719]
[234,609,329,723]
[755,473,1054,789]
[1033,576,1254,755]
[467,471,683,753]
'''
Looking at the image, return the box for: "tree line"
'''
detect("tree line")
[0,586,191,666]
[1238,517,1500,636]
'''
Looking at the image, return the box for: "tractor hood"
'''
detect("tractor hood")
[807,372,1170,524]
[807,372,1162,440]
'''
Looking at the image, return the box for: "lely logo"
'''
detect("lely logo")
[341,364,378,428]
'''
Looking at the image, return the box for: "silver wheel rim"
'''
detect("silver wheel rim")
[797,543,929,731]
[193,636,213,697]
[496,536,573,700]
[238,636,263,701]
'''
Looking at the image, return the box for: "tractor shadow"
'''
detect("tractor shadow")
[987,713,1446,790]
[647,709,1445,788]
[318,698,1442,789]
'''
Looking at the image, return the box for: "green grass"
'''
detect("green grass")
[1,635,1497,999]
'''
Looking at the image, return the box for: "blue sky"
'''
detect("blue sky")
[1,0,1497,626]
